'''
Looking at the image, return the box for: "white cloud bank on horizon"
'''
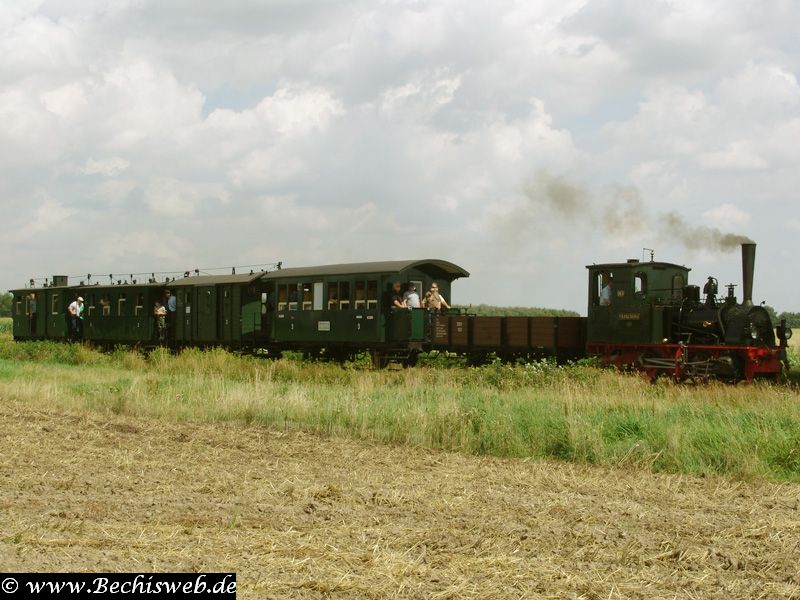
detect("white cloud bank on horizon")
[1,0,798,312]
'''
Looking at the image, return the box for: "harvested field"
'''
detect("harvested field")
[1,401,799,598]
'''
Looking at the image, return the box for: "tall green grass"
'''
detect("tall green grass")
[0,322,798,481]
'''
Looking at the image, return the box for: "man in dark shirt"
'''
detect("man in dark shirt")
[390,281,407,309]
[164,290,177,342]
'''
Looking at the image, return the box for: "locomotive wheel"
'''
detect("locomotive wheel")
[685,351,713,383]
[636,350,661,383]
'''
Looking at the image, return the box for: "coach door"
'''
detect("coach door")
[588,269,613,342]
[176,288,192,343]
[196,286,217,342]
[218,285,234,342]
[261,282,274,338]
[45,290,67,339]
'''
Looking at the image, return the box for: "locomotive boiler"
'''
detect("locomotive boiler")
[676,244,776,348]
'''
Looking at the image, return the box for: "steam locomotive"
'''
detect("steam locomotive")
[8,243,792,381]
[586,243,791,381]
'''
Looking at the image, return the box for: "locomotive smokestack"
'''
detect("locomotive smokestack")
[741,242,756,306]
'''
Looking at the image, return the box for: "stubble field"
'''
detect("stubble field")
[2,401,799,598]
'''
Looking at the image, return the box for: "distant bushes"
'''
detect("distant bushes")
[453,304,580,317]
[778,312,800,328]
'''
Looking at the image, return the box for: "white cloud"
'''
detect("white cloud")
[697,142,768,171]
[1,1,799,312]
[142,178,230,218]
[254,85,344,135]
[380,70,461,115]
[702,203,751,229]
[82,157,130,176]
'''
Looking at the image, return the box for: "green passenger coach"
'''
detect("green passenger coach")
[258,260,469,364]
[11,260,471,366]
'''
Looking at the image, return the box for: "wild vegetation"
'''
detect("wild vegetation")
[1,317,798,481]
[0,293,11,318]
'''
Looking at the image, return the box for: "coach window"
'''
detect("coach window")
[300,283,314,310]
[289,285,299,311]
[355,281,366,310]
[300,283,313,311]
[134,293,144,316]
[312,282,324,310]
[367,280,378,310]
[51,294,59,315]
[339,281,351,310]
[327,282,338,309]
[101,295,111,316]
[634,272,647,298]
[15,296,23,316]
[261,292,268,315]
[118,293,127,317]
[278,285,288,311]
[88,294,96,317]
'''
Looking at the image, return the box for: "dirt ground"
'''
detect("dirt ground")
[0,402,798,599]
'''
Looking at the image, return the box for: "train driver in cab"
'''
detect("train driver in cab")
[600,277,613,306]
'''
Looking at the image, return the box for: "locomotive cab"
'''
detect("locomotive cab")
[586,259,690,345]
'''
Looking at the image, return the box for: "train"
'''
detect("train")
[8,243,793,381]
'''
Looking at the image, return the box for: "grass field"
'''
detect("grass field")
[0,319,799,481]
[1,318,799,596]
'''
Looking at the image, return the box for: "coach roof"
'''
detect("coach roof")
[261,260,469,281]
[12,260,470,292]
[151,260,470,287]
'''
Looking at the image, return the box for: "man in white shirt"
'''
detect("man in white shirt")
[68,297,84,339]
[402,283,421,309]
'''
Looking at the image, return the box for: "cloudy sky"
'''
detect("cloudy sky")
[2,0,799,313]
